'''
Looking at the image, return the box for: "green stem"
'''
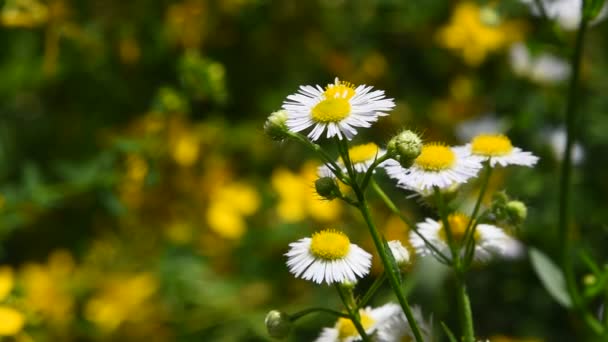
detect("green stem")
[533,0,549,19]
[360,153,390,190]
[357,272,387,310]
[456,277,475,342]
[559,0,587,322]
[464,163,493,267]
[335,284,371,342]
[290,307,350,321]
[287,131,348,183]
[434,187,458,263]
[355,194,425,342]
[371,180,451,264]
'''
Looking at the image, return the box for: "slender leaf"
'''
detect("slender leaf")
[529,248,572,308]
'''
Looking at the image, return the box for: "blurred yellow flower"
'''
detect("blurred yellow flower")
[20,250,75,325]
[0,307,25,336]
[171,132,200,167]
[206,181,260,240]
[437,2,524,65]
[0,267,14,301]
[85,273,157,332]
[1,0,48,28]
[271,161,342,223]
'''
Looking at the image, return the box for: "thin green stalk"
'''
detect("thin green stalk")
[557,6,604,336]
[559,0,588,319]
[357,272,387,310]
[533,0,549,19]
[360,153,390,190]
[463,163,493,267]
[433,187,458,263]
[287,132,348,183]
[335,284,371,342]
[290,307,350,321]
[456,277,475,342]
[371,180,451,264]
[355,194,425,342]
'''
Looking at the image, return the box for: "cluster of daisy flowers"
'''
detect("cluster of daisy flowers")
[264,77,539,341]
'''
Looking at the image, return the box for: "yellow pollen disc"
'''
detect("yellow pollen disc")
[309,230,350,260]
[471,134,513,156]
[339,143,380,165]
[414,143,456,171]
[324,81,356,100]
[337,312,375,339]
[311,98,351,123]
[438,213,479,244]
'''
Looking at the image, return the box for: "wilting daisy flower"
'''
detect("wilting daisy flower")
[286,229,372,285]
[410,213,519,262]
[318,142,388,177]
[282,78,395,141]
[457,134,538,167]
[376,305,434,342]
[384,142,482,192]
[519,0,608,31]
[315,303,401,342]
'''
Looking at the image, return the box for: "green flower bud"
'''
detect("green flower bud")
[506,200,527,223]
[387,130,422,168]
[315,177,341,200]
[265,310,291,339]
[264,110,289,141]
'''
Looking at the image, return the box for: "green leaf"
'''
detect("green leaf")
[440,322,458,342]
[584,0,606,21]
[529,248,573,308]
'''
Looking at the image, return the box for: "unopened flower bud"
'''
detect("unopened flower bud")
[264,110,289,141]
[387,130,422,168]
[265,310,291,339]
[506,200,527,223]
[315,177,341,200]
[388,240,411,268]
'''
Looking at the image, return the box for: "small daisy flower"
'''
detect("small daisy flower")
[282,78,395,141]
[315,303,401,342]
[318,142,388,177]
[376,305,434,342]
[286,229,372,285]
[410,213,519,262]
[384,142,482,192]
[387,240,411,267]
[457,134,538,167]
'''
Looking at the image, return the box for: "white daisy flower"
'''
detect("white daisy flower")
[456,134,539,167]
[409,213,519,262]
[384,143,482,192]
[318,142,388,177]
[315,303,402,342]
[455,114,508,143]
[282,78,395,141]
[376,305,434,342]
[387,240,411,267]
[545,128,585,165]
[520,0,608,31]
[286,229,372,285]
[509,43,570,85]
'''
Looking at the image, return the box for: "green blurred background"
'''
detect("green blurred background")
[1,0,607,341]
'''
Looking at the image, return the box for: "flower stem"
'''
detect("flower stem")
[371,180,451,264]
[335,284,371,342]
[354,192,425,342]
[456,277,475,342]
[463,163,493,267]
[559,0,588,321]
[290,307,351,321]
[357,272,387,310]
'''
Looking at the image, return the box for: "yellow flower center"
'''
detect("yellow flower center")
[339,143,380,165]
[337,311,375,339]
[309,230,350,260]
[414,143,456,171]
[311,81,356,123]
[438,213,479,244]
[471,134,513,156]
